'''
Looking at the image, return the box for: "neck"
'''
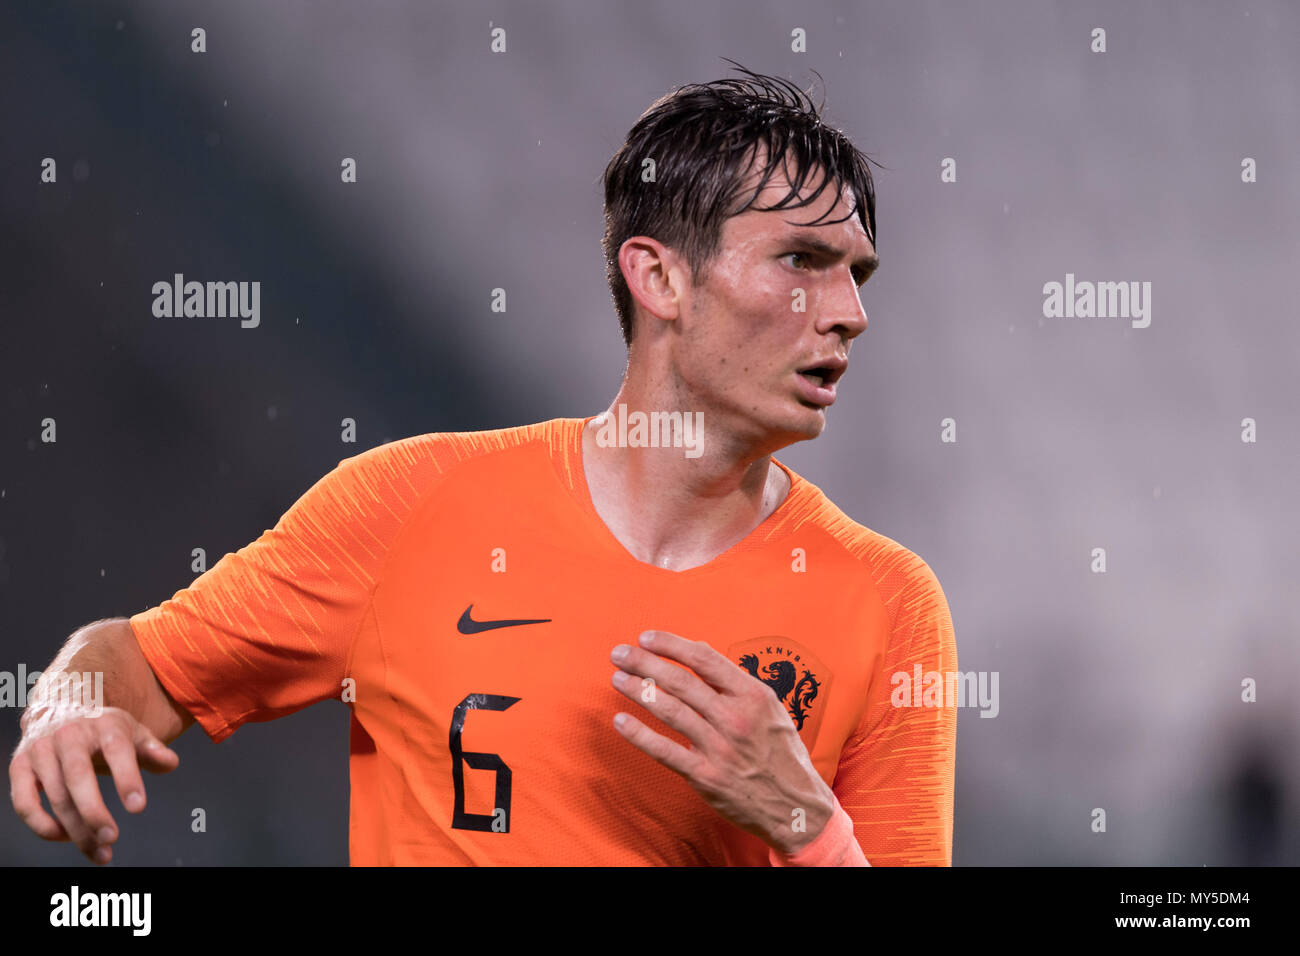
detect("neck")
[581,379,792,571]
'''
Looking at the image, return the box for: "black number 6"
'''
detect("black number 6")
[450,693,521,832]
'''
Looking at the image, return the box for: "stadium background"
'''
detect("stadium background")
[1,0,1296,865]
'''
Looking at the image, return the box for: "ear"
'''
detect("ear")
[619,236,684,325]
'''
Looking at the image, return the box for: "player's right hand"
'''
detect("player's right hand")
[8,705,180,864]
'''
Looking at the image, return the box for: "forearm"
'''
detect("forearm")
[20,618,189,743]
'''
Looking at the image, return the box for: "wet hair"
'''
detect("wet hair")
[600,58,880,346]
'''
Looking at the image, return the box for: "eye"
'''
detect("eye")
[781,252,812,271]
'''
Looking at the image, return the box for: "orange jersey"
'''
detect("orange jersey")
[129,417,957,865]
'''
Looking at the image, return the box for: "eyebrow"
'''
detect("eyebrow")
[784,234,880,278]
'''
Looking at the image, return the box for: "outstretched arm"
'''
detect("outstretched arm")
[9,618,192,864]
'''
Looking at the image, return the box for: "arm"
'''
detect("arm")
[824,556,959,866]
[9,618,192,864]
[11,438,443,865]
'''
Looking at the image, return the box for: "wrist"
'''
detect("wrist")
[771,787,836,856]
[769,793,867,867]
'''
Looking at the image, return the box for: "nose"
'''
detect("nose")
[816,271,869,341]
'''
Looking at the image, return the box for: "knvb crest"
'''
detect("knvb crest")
[727,636,832,749]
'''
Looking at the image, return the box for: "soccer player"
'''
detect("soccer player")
[10,64,956,866]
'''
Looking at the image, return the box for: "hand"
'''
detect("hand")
[9,705,180,864]
[609,630,836,855]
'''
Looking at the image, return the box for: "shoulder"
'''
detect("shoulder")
[789,480,956,675]
[334,417,578,485]
[778,464,948,607]
[277,418,580,537]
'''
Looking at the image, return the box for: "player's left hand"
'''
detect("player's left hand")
[609,629,836,855]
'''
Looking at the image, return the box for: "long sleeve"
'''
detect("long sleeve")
[829,553,959,865]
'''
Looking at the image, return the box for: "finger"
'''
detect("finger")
[97,722,148,814]
[9,750,69,841]
[612,710,706,782]
[612,640,722,722]
[27,739,101,859]
[636,631,752,695]
[133,724,180,776]
[55,734,119,849]
[611,670,727,754]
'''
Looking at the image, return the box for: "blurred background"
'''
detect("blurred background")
[2,0,1297,866]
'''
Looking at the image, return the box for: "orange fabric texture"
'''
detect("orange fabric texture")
[129,417,957,865]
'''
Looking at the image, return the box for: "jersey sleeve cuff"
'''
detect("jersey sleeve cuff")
[768,795,869,867]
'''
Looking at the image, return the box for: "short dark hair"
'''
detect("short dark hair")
[600,59,880,346]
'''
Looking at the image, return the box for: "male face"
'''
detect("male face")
[669,157,876,452]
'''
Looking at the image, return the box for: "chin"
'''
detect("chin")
[792,406,828,439]
[760,403,827,448]
[712,394,827,451]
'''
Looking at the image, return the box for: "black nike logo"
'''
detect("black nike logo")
[457,604,551,634]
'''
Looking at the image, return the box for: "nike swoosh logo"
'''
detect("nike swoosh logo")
[457,604,552,634]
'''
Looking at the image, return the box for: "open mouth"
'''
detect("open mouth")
[797,362,847,387]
